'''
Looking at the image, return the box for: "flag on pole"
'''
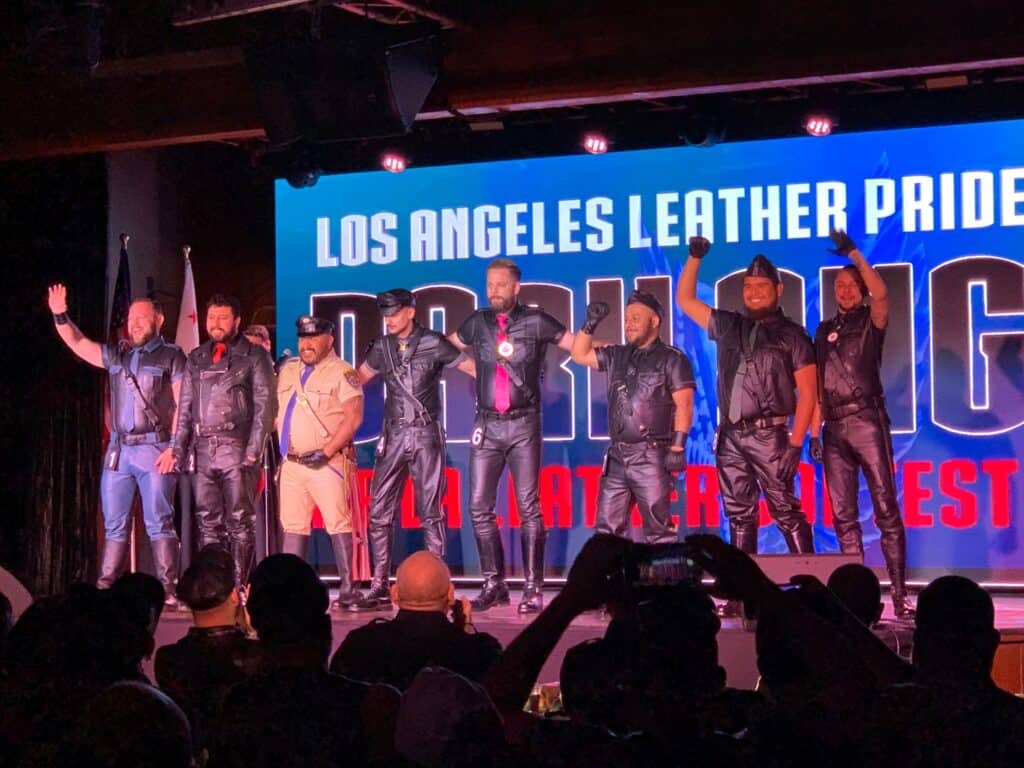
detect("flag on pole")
[175,246,200,354]
[108,233,132,344]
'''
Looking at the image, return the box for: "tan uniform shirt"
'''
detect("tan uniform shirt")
[277,352,363,455]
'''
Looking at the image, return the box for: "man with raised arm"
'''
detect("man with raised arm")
[676,237,817,595]
[448,259,575,614]
[48,284,185,602]
[571,290,695,542]
[810,230,914,619]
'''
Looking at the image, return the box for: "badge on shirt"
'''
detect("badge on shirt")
[344,370,362,389]
[497,339,515,359]
[827,331,839,344]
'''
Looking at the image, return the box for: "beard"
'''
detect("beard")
[129,326,157,347]
[745,305,777,321]
[489,295,514,314]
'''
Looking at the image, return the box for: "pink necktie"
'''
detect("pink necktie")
[494,315,510,413]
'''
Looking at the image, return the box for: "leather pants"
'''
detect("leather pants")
[595,441,677,544]
[194,438,259,586]
[823,407,908,600]
[469,411,544,582]
[367,423,448,584]
[716,425,813,553]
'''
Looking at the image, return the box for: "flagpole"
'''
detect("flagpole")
[176,244,198,571]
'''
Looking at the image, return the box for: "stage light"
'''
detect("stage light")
[804,115,834,137]
[381,153,408,173]
[582,133,608,155]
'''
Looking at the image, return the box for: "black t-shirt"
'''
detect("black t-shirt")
[364,325,460,422]
[457,304,566,412]
[814,304,886,412]
[708,307,815,423]
[596,338,696,442]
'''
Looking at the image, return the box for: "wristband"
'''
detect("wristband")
[671,430,688,450]
[53,312,70,325]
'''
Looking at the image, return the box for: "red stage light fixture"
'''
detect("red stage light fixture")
[381,153,407,173]
[805,115,834,137]
[582,133,609,154]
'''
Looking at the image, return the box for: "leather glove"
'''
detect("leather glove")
[581,301,611,335]
[689,235,711,259]
[828,228,857,257]
[776,444,803,483]
[809,436,824,463]
[664,448,687,474]
[298,450,329,469]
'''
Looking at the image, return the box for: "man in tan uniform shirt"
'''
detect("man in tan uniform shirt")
[277,315,365,608]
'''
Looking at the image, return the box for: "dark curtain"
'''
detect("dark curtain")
[0,155,107,596]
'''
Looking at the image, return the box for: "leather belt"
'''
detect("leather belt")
[825,396,886,422]
[196,422,237,437]
[725,415,790,432]
[479,408,538,421]
[386,416,437,428]
[119,430,170,446]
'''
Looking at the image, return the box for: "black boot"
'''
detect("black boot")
[151,538,181,609]
[517,526,546,615]
[881,533,915,621]
[718,525,757,618]
[422,519,447,559]
[330,532,363,610]
[96,539,130,589]
[471,533,509,612]
[281,533,310,559]
[781,522,815,554]
[231,539,255,593]
[347,524,392,612]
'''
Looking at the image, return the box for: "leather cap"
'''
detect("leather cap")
[377,288,415,316]
[745,254,781,284]
[626,289,665,319]
[296,315,334,337]
[176,545,235,611]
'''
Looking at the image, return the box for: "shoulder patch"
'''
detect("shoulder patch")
[344,369,362,390]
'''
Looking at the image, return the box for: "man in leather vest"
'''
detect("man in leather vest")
[351,289,468,612]
[173,294,276,591]
[811,230,914,620]
[677,238,818,569]
[571,291,695,542]
[48,284,185,602]
[276,315,366,609]
[449,259,575,613]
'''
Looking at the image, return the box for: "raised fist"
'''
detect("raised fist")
[48,284,68,314]
[828,228,857,257]
[689,236,711,259]
[581,301,611,335]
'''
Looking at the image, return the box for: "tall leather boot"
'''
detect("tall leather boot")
[719,524,758,618]
[330,532,363,610]
[471,532,510,612]
[781,522,815,554]
[96,539,130,589]
[281,533,310,559]
[517,526,546,615]
[151,538,181,609]
[231,539,255,594]
[882,534,915,621]
[347,524,392,612]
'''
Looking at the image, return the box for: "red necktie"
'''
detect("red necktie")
[212,342,227,363]
[494,315,510,413]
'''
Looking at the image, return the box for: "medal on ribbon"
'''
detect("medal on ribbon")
[497,339,515,359]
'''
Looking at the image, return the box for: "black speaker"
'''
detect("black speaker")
[245,33,439,146]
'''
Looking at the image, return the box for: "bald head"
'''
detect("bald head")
[392,552,454,613]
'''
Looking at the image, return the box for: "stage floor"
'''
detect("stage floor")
[149,592,1024,692]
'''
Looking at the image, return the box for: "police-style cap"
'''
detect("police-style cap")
[745,254,781,284]
[176,545,235,611]
[377,288,415,316]
[627,289,665,319]
[296,315,334,336]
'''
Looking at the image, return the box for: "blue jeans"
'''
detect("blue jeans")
[100,441,179,542]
